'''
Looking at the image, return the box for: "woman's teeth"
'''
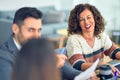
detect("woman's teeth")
[85,25,91,29]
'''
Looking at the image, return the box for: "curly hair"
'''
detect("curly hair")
[68,3,105,38]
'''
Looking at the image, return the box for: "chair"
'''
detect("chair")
[111,30,120,45]
[59,35,67,48]
[0,19,12,45]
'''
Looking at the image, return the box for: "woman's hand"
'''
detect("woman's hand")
[109,64,120,76]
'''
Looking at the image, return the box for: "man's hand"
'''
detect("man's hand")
[55,54,67,68]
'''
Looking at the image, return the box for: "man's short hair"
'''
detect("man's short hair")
[13,7,43,27]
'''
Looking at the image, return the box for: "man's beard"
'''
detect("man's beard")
[17,33,27,47]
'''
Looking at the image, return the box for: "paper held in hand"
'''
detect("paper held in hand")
[74,58,99,80]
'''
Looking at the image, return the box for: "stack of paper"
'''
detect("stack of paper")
[74,59,99,80]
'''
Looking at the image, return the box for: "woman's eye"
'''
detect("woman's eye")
[79,18,84,21]
[87,16,91,19]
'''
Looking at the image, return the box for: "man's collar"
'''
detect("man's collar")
[13,37,21,50]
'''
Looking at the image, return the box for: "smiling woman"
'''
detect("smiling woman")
[66,3,120,76]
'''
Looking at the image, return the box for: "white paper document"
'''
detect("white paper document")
[74,59,99,80]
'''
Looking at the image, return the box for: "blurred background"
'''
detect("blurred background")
[0,0,120,47]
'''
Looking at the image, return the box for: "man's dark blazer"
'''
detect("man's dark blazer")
[0,35,81,80]
[0,35,18,80]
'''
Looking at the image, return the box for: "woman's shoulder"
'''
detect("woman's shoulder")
[99,32,111,42]
[100,32,109,38]
[67,34,82,42]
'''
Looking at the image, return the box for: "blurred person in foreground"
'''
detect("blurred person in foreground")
[11,38,61,80]
[66,3,120,74]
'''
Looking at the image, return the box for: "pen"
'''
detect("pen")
[114,70,117,77]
